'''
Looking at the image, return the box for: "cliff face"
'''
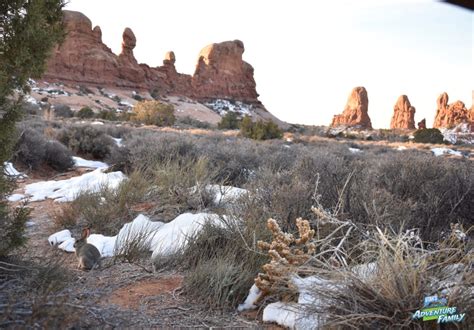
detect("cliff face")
[43,11,261,104]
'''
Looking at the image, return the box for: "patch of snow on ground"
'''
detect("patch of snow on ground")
[397,146,407,151]
[48,229,72,246]
[87,234,117,257]
[349,147,362,153]
[151,213,222,258]
[73,156,108,169]
[112,138,123,147]
[190,185,248,206]
[25,95,38,105]
[440,123,473,145]
[7,194,26,202]
[50,213,220,259]
[205,99,253,116]
[116,214,164,253]
[4,162,27,178]
[431,148,462,157]
[259,275,335,328]
[58,237,75,252]
[262,302,299,329]
[24,168,126,202]
[238,284,262,312]
[91,121,104,125]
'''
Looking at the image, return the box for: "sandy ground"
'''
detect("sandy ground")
[4,166,280,328]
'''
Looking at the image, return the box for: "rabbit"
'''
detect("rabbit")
[74,228,101,270]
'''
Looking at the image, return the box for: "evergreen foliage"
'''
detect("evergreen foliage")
[0,0,65,256]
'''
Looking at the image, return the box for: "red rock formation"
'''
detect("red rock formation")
[191,40,259,103]
[390,95,415,129]
[42,11,262,105]
[433,92,470,128]
[417,119,426,129]
[331,87,372,129]
[44,11,144,88]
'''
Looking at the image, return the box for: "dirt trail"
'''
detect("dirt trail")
[7,168,275,328]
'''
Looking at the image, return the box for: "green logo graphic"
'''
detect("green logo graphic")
[412,295,466,324]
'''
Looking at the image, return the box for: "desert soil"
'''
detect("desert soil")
[6,168,278,329]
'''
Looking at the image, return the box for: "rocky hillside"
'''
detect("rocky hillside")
[37,10,286,127]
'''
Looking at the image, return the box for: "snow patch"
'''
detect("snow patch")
[4,162,27,178]
[431,148,462,157]
[58,237,75,253]
[115,214,164,253]
[396,146,407,151]
[7,194,26,202]
[238,284,261,312]
[205,99,253,116]
[91,121,104,125]
[48,229,72,246]
[151,213,222,258]
[112,138,123,147]
[24,168,126,202]
[191,184,248,205]
[349,147,362,153]
[50,213,220,259]
[73,156,109,169]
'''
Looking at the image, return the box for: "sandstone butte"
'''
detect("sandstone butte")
[433,92,471,129]
[390,95,416,129]
[43,10,261,105]
[331,87,372,129]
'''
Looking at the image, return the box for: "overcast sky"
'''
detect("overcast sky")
[65,0,472,128]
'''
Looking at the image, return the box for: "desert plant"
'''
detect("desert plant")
[53,104,73,118]
[131,100,175,126]
[57,125,117,160]
[96,109,118,121]
[413,128,444,144]
[13,128,73,171]
[160,220,268,308]
[239,116,283,140]
[44,140,74,171]
[218,112,240,129]
[76,106,94,119]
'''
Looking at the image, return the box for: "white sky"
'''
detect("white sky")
[65,0,472,128]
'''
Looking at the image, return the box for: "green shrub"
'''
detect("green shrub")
[177,116,211,129]
[53,104,73,118]
[239,116,283,140]
[413,128,444,144]
[156,220,268,309]
[76,106,94,119]
[218,112,240,130]
[14,128,73,171]
[96,109,118,121]
[131,100,175,126]
[57,125,116,160]
[44,141,74,171]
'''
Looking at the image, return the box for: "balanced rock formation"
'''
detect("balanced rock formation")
[417,119,426,129]
[44,11,146,88]
[42,10,262,105]
[192,40,259,103]
[390,95,416,129]
[331,87,372,129]
[433,92,470,128]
